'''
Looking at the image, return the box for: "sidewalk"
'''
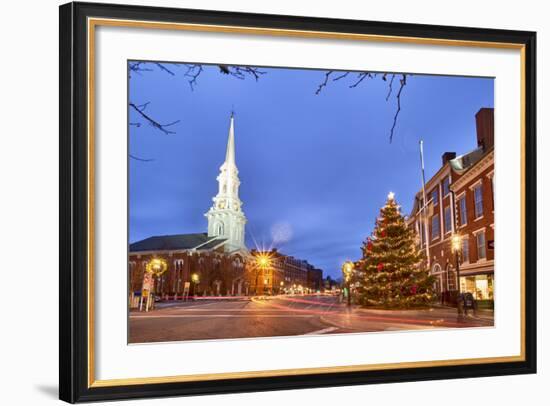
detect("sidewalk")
[319,305,494,332]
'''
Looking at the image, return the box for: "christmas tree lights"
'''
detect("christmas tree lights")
[355,192,434,308]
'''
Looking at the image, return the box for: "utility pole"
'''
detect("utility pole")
[419,140,431,268]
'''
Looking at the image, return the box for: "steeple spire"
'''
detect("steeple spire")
[224,112,236,166]
[205,112,247,253]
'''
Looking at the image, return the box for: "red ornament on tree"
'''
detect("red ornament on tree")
[410,285,418,295]
[380,229,386,237]
[367,241,373,251]
[377,263,384,272]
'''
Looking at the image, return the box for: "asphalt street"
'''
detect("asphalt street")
[129,294,494,343]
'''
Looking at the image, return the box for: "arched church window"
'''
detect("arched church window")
[223,184,227,194]
[216,223,224,236]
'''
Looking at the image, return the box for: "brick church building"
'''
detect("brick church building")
[129,114,324,301]
[129,114,251,299]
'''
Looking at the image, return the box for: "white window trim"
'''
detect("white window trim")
[443,206,452,235]
[456,194,468,228]
[469,179,483,190]
[472,227,487,236]
[431,216,440,241]
[442,175,452,198]
[474,229,487,262]
[473,214,484,222]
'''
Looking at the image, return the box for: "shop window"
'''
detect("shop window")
[460,275,494,300]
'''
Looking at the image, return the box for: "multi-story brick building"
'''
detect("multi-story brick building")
[250,249,324,294]
[449,125,494,303]
[407,108,494,306]
[307,268,323,292]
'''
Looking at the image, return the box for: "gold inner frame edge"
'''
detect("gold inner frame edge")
[86,17,527,388]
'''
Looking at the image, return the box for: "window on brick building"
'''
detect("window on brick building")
[461,237,470,263]
[459,195,467,226]
[431,216,440,240]
[444,206,452,234]
[443,177,450,196]
[431,188,439,206]
[474,184,483,218]
[476,232,487,260]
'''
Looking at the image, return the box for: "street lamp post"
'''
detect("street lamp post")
[191,273,199,299]
[342,261,354,307]
[255,253,271,296]
[451,234,462,314]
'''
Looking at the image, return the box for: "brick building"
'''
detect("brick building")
[129,114,324,302]
[407,108,494,305]
[129,234,248,298]
[250,249,324,294]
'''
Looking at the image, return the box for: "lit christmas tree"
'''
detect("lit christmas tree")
[356,192,434,308]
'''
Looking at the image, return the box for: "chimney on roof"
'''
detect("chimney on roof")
[442,152,456,165]
[476,108,494,150]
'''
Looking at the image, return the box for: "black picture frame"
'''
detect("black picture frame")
[59,1,537,403]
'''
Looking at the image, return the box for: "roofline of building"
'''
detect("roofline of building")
[450,147,494,191]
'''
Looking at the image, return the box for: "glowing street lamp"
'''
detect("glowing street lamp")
[257,254,271,269]
[254,252,272,295]
[451,233,462,313]
[191,273,200,298]
[342,261,354,307]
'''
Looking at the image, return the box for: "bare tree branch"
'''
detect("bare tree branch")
[183,64,203,90]
[128,62,267,161]
[315,71,333,95]
[128,62,153,77]
[333,72,350,81]
[155,63,175,76]
[130,154,154,162]
[219,65,266,81]
[389,74,407,144]
[129,102,180,135]
[349,72,374,88]
[315,70,408,142]
[385,74,396,101]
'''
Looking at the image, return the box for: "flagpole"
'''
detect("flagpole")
[419,140,431,268]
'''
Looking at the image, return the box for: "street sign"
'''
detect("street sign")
[142,272,154,292]
[183,282,190,297]
[488,240,494,250]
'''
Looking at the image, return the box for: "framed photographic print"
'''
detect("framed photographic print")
[59,1,537,403]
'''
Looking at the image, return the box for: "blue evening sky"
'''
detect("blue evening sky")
[129,62,493,279]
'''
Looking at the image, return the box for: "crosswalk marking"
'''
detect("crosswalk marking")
[305,327,339,335]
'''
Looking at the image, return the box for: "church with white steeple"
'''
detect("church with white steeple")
[205,113,248,253]
[129,112,323,299]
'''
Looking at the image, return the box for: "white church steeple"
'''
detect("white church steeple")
[205,113,247,252]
